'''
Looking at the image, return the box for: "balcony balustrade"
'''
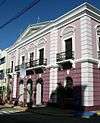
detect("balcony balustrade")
[26,59,47,69]
[6,68,13,73]
[15,59,47,71]
[56,51,74,62]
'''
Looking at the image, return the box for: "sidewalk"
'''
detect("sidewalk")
[0,103,27,112]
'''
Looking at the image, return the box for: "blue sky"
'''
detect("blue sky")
[0,0,100,50]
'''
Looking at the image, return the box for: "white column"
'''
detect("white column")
[49,28,58,97]
[80,15,93,106]
[12,73,17,98]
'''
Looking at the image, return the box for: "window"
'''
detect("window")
[65,38,73,59]
[22,56,25,64]
[99,37,100,51]
[30,52,34,61]
[11,61,13,72]
[0,57,5,65]
[0,70,4,80]
[39,48,44,65]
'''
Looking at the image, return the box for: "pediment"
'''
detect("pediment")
[14,26,38,45]
[13,21,52,46]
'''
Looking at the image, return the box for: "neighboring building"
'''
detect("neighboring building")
[5,3,100,111]
[0,49,7,101]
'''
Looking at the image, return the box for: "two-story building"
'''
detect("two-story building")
[6,3,100,111]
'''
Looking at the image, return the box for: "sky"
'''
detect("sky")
[0,0,100,50]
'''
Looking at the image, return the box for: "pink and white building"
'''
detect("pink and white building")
[6,3,100,111]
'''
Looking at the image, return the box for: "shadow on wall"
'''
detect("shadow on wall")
[48,80,86,112]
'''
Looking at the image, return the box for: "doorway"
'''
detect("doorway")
[27,79,33,104]
[36,78,43,105]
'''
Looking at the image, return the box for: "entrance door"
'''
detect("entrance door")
[65,38,72,59]
[39,48,44,65]
[36,83,42,105]
[26,79,33,103]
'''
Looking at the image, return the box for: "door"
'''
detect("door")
[39,48,44,65]
[65,38,72,59]
[36,83,42,105]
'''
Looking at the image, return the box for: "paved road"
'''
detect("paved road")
[0,110,100,123]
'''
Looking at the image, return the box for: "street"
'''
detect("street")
[0,109,100,123]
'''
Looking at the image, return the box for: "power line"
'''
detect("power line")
[0,0,40,29]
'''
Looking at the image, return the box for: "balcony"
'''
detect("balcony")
[56,51,74,63]
[25,59,47,69]
[98,51,100,59]
[6,68,13,73]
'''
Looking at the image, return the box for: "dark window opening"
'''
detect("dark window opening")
[0,57,5,65]
[11,61,13,72]
[0,70,4,80]
[65,38,72,59]
[30,52,34,62]
[99,37,100,51]
[39,48,44,65]
[22,56,25,64]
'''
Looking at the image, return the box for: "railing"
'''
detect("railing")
[98,51,100,59]
[56,51,74,62]
[6,68,13,73]
[26,59,47,69]
[15,59,47,70]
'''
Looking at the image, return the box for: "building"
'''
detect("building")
[5,3,100,111]
[0,49,7,102]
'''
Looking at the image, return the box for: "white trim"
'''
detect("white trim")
[60,26,75,68]
[80,16,94,106]
[37,47,45,60]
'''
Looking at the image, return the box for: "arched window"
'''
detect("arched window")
[61,26,75,60]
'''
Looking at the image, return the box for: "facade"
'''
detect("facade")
[0,49,7,102]
[4,3,100,111]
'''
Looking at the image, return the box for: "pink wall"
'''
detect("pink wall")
[58,63,81,86]
[93,64,100,106]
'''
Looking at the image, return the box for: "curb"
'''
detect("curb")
[27,108,97,118]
